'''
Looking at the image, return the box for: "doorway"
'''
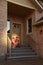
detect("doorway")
[11,22,23,48]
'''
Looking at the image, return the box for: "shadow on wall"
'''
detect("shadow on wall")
[28,35,39,55]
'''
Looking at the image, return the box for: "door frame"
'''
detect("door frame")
[11,22,23,45]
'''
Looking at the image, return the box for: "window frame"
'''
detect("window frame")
[26,18,32,35]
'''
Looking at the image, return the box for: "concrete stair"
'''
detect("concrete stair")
[7,46,38,59]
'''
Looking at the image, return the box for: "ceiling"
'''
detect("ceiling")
[8,2,34,17]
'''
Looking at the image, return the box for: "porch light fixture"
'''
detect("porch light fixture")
[35,0,43,10]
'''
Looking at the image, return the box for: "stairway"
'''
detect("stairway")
[7,46,38,60]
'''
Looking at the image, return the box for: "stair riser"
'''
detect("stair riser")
[10,54,36,57]
[11,47,31,49]
[7,52,36,56]
[7,55,38,59]
[11,51,35,54]
[11,48,32,51]
[11,49,32,52]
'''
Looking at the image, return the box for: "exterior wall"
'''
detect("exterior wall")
[32,25,43,58]
[32,10,43,57]
[7,0,35,9]
[35,10,43,22]
[8,11,43,57]
[0,0,7,56]
[7,0,43,58]
[25,10,43,57]
[0,0,43,59]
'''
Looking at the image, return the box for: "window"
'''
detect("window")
[7,19,10,33]
[27,18,32,34]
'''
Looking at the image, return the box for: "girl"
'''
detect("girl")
[11,36,20,48]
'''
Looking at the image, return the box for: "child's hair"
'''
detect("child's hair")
[13,37,14,39]
[16,37,18,38]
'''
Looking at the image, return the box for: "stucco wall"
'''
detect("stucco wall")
[0,0,7,56]
[7,0,35,9]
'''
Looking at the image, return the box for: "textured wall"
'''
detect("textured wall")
[7,0,43,58]
[27,11,43,58]
[0,0,7,56]
[32,25,43,57]
[35,10,43,21]
[32,11,43,57]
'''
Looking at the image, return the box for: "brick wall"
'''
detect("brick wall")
[35,10,43,22]
[32,25,43,57]
[24,10,43,58]
[0,0,7,56]
[7,1,43,58]
[28,11,43,58]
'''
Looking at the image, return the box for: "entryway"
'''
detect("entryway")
[7,1,34,56]
[7,20,23,52]
[11,22,23,48]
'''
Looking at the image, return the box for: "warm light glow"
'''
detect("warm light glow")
[7,36,11,48]
[12,34,19,39]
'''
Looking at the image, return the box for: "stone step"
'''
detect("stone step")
[11,47,32,52]
[7,46,38,60]
[11,47,31,50]
[9,54,37,57]
[11,49,32,52]
[7,55,38,59]
[7,52,36,56]
[14,51,35,54]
